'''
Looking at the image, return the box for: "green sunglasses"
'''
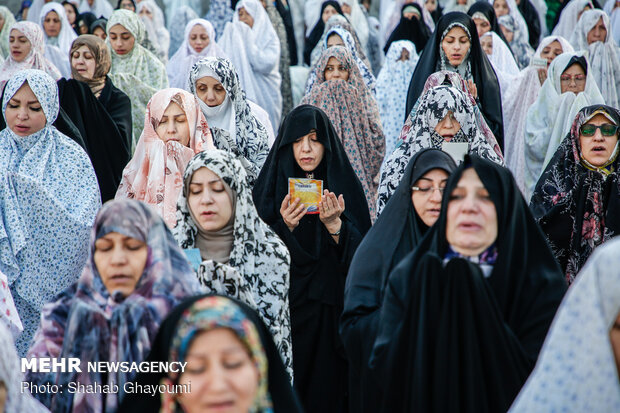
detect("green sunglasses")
[580,123,619,137]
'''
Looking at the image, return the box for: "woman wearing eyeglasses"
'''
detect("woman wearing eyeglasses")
[523,53,604,199]
[530,104,620,284]
[342,148,456,412]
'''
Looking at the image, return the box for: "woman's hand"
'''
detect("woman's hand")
[537,67,547,85]
[319,190,344,236]
[467,79,478,99]
[280,194,307,232]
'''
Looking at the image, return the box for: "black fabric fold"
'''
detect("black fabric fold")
[405,12,504,146]
[383,3,431,55]
[253,105,370,413]
[518,0,541,49]
[56,77,131,202]
[303,1,344,65]
[340,148,456,413]
[370,155,566,413]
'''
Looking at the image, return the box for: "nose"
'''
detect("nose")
[429,188,443,202]
[206,364,229,393]
[592,128,604,141]
[301,137,312,152]
[461,194,479,212]
[16,105,29,120]
[166,120,177,134]
[110,246,128,265]
[332,70,341,79]
[443,114,454,129]
[200,188,214,204]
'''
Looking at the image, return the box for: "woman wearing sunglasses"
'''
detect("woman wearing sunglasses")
[530,104,620,284]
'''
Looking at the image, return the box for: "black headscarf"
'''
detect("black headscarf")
[274,0,298,66]
[467,1,512,50]
[117,294,303,413]
[383,3,431,55]
[253,104,371,236]
[370,155,566,412]
[341,148,456,413]
[530,104,620,284]
[405,12,504,147]
[517,0,541,49]
[76,12,97,34]
[303,1,344,65]
[89,18,108,34]
[115,0,136,11]
[62,1,80,34]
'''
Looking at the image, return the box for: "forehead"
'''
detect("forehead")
[109,24,130,34]
[585,113,615,125]
[456,167,485,187]
[563,63,585,74]
[162,101,186,116]
[196,76,222,87]
[189,24,208,35]
[444,26,468,38]
[191,166,220,182]
[10,82,38,101]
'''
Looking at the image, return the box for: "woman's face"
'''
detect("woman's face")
[43,10,62,38]
[587,17,607,45]
[176,328,259,413]
[9,29,31,63]
[71,44,97,79]
[324,56,349,81]
[610,310,620,378]
[156,102,191,146]
[446,168,498,257]
[425,0,437,13]
[493,0,509,17]
[195,76,227,107]
[411,168,449,227]
[0,382,6,413]
[579,113,619,167]
[189,24,210,53]
[473,17,491,38]
[540,40,563,66]
[187,167,234,232]
[341,2,352,14]
[441,26,470,67]
[480,35,493,55]
[64,4,76,24]
[108,24,135,55]
[500,24,514,42]
[93,26,107,40]
[560,63,586,94]
[322,5,338,22]
[5,82,47,137]
[293,129,325,172]
[138,5,153,20]
[79,21,89,34]
[238,7,254,28]
[434,111,462,139]
[326,33,345,48]
[94,231,148,297]
[399,47,411,61]
[119,0,136,11]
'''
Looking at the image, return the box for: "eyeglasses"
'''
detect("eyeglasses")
[580,123,619,137]
[411,186,445,195]
[559,74,586,83]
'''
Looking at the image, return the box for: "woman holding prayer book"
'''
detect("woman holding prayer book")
[253,105,371,413]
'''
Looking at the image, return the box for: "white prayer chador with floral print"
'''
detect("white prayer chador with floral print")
[569,9,620,108]
[0,22,61,90]
[167,19,227,90]
[0,70,100,355]
[552,0,594,39]
[173,150,293,378]
[502,36,574,193]
[523,52,604,198]
[376,40,419,158]
[509,237,620,412]
[219,0,282,130]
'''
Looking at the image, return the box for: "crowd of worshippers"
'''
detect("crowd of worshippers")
[0,0,619,411]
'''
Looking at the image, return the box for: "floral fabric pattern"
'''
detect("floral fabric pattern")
[115,88,215,228]
[377,81,504,215]
[530,105,620,284]
[173,150,293,378]
[301,46,385,220]
[26,199,201,412]
[0,70,100,355]
[189,57,270,184]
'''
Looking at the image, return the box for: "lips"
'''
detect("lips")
[457,221,482,232]
[115,49,127,55]
[109,274,133,282]
[427,208,440,216]
[592,146,606,152]
[300,157,314,163]
[206,400,235,411]
[194,46,204,52]
[450,54,462,60]
[14,125,30,133]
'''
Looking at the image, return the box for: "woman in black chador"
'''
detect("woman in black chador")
[253,105,371,413]
[370,155,566,412]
